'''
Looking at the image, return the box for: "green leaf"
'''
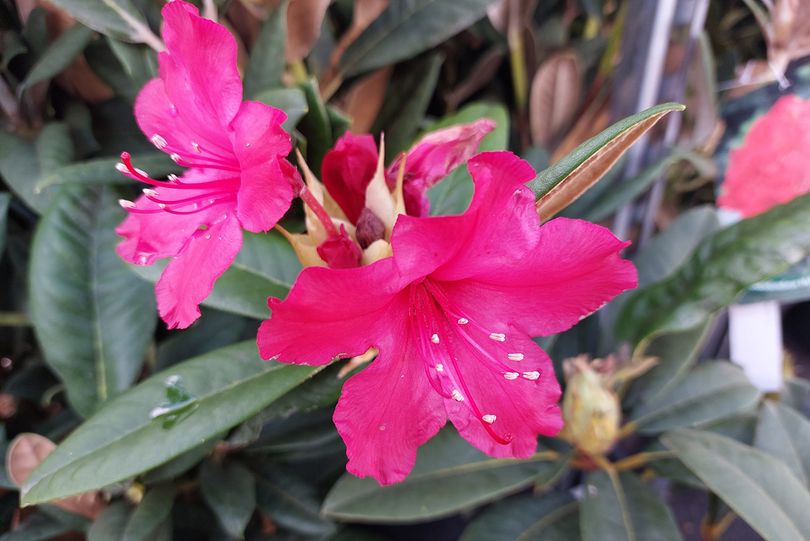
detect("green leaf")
[340,0,496,77]
[618,191,810,345]
[254,87,309,131]
[88,503,132,541]
[297,78,334,174]
[254,463,336,536]
[29,187,156,417]
[322,429,567,523]
[427,102,510,216]
[460,493,579,541]
[244,1,287,98]
[21,25,95,90]
[20,341,322,505]
[528,103,684,218]
[48,0,150,42]
[0,124,74,214]
[131,230,300,320]
[628,362,761,434]
[580,471,680,541]
[754,401,810,486]
[106,38,157,89]
[783,377,810,417]
[200,460,256,538]
[663,429,810,541]
[36,153,180,192]
[0,193,10,257]
[0,513,72,541]
[122,485,175,541]
[372,53,443,159]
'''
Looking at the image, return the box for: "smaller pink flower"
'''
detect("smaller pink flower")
[258,151,637,485]
[115,0,297,329]
[321,119,495,221]
[718,94,810,217]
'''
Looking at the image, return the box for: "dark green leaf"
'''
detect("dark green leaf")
[0,193,10,256]
[254,87,309,131]
[87,502,131,541]
[244,1,287,98]
[372,53,443,159]
[0,513,72,541]
[141,436,223,484]
[528,103,684,217]
[48,0,150,42]
[36,153,179,192]
[783,377,810,418]
[21,25,95,90]
[156,309,252,370]
[618,191,810,345]
[254,463,335,536]
[21,342,322,505]
[322,429,568,523]
[29,187,156,416]
[106,38,157,89]
[427,102,510,216]
[580,471,680,541]
[460,493,579,541]
[122,485,175,541]
[340,0,496,77]
[663,429,810,541]
[200,460,256,538]
[754,401,810,486]
[628,362,760,434]
[131,230,300,320]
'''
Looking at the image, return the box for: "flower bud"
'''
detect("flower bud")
[356,208,386,248]
[317,225,362,268]
[561,358,620,456]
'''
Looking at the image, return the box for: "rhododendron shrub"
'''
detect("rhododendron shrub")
[9,0,810,539]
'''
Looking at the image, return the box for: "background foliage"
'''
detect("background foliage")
[2,0,810,540]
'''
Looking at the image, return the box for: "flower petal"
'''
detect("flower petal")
[257,257,410,364]
[388,119,496,216]
[443,217,637,337]
[115,169,235,265]
[231,101,295,232]
[321,132,379,223]
[334,336,447,485]
[158,0,242,144]
[155,214,242,329]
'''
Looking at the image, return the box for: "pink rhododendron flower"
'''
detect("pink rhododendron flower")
[321,119,495,221]
[258,151,637,485]
[718,94,810,217]
[115,0,297,329]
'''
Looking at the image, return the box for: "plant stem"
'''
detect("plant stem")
[614,450,675,471]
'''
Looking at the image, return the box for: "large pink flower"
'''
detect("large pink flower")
[115,0,297,329]
[321,119,494,222]
[258,151,637,485]
[718,94,810,217]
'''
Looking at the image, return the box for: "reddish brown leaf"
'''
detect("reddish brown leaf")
[286,0,331,62]
[529,51,581,147]
[343,66,392,132]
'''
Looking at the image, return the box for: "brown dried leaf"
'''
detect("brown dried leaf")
[486,0,538,33]
[286,0,331,62]
[529,51,581,147]
[321,0,389,88]
[342,66,392,132]
[7,433,106,518]
[444,46,505,110]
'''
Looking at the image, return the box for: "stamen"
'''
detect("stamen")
[482,414,497,424]
[170,153,182,163]
[150,134,168,149]
[116,162,128,174]
[451,389,464,402]
[508,353,525,361]
[504,372,519,380]
[168,174,179,182]
[191,142,201,153]
[489,333,506,342]
[118,199,135,209]
[431,333,440,344]
[142,188,159,197]
[457,318,469,325]
[522,371,540,381]
[436,364,444,372]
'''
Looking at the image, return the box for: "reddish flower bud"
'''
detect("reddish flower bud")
[316,225,362,269]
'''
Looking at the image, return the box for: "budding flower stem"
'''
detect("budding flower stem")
[299,186,339,238]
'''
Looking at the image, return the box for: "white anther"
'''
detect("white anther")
[522,371,540,381]
[142,188,159,197]
[508,353,525,361]
[134,167,148,177]
[436,363,444,373]
[489,332,506,342]
[115,162,128,174]
[157,203,167,209]
[482,414,497,424]
[431,333,440,344]
[504,372,519,380]
[150,134,168,149]
[452,389,464,402]
[191,141,201,153]
[170,153,182,163]
[118,199,135,209]
[457,317,469,325]
[167,174,179,182]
